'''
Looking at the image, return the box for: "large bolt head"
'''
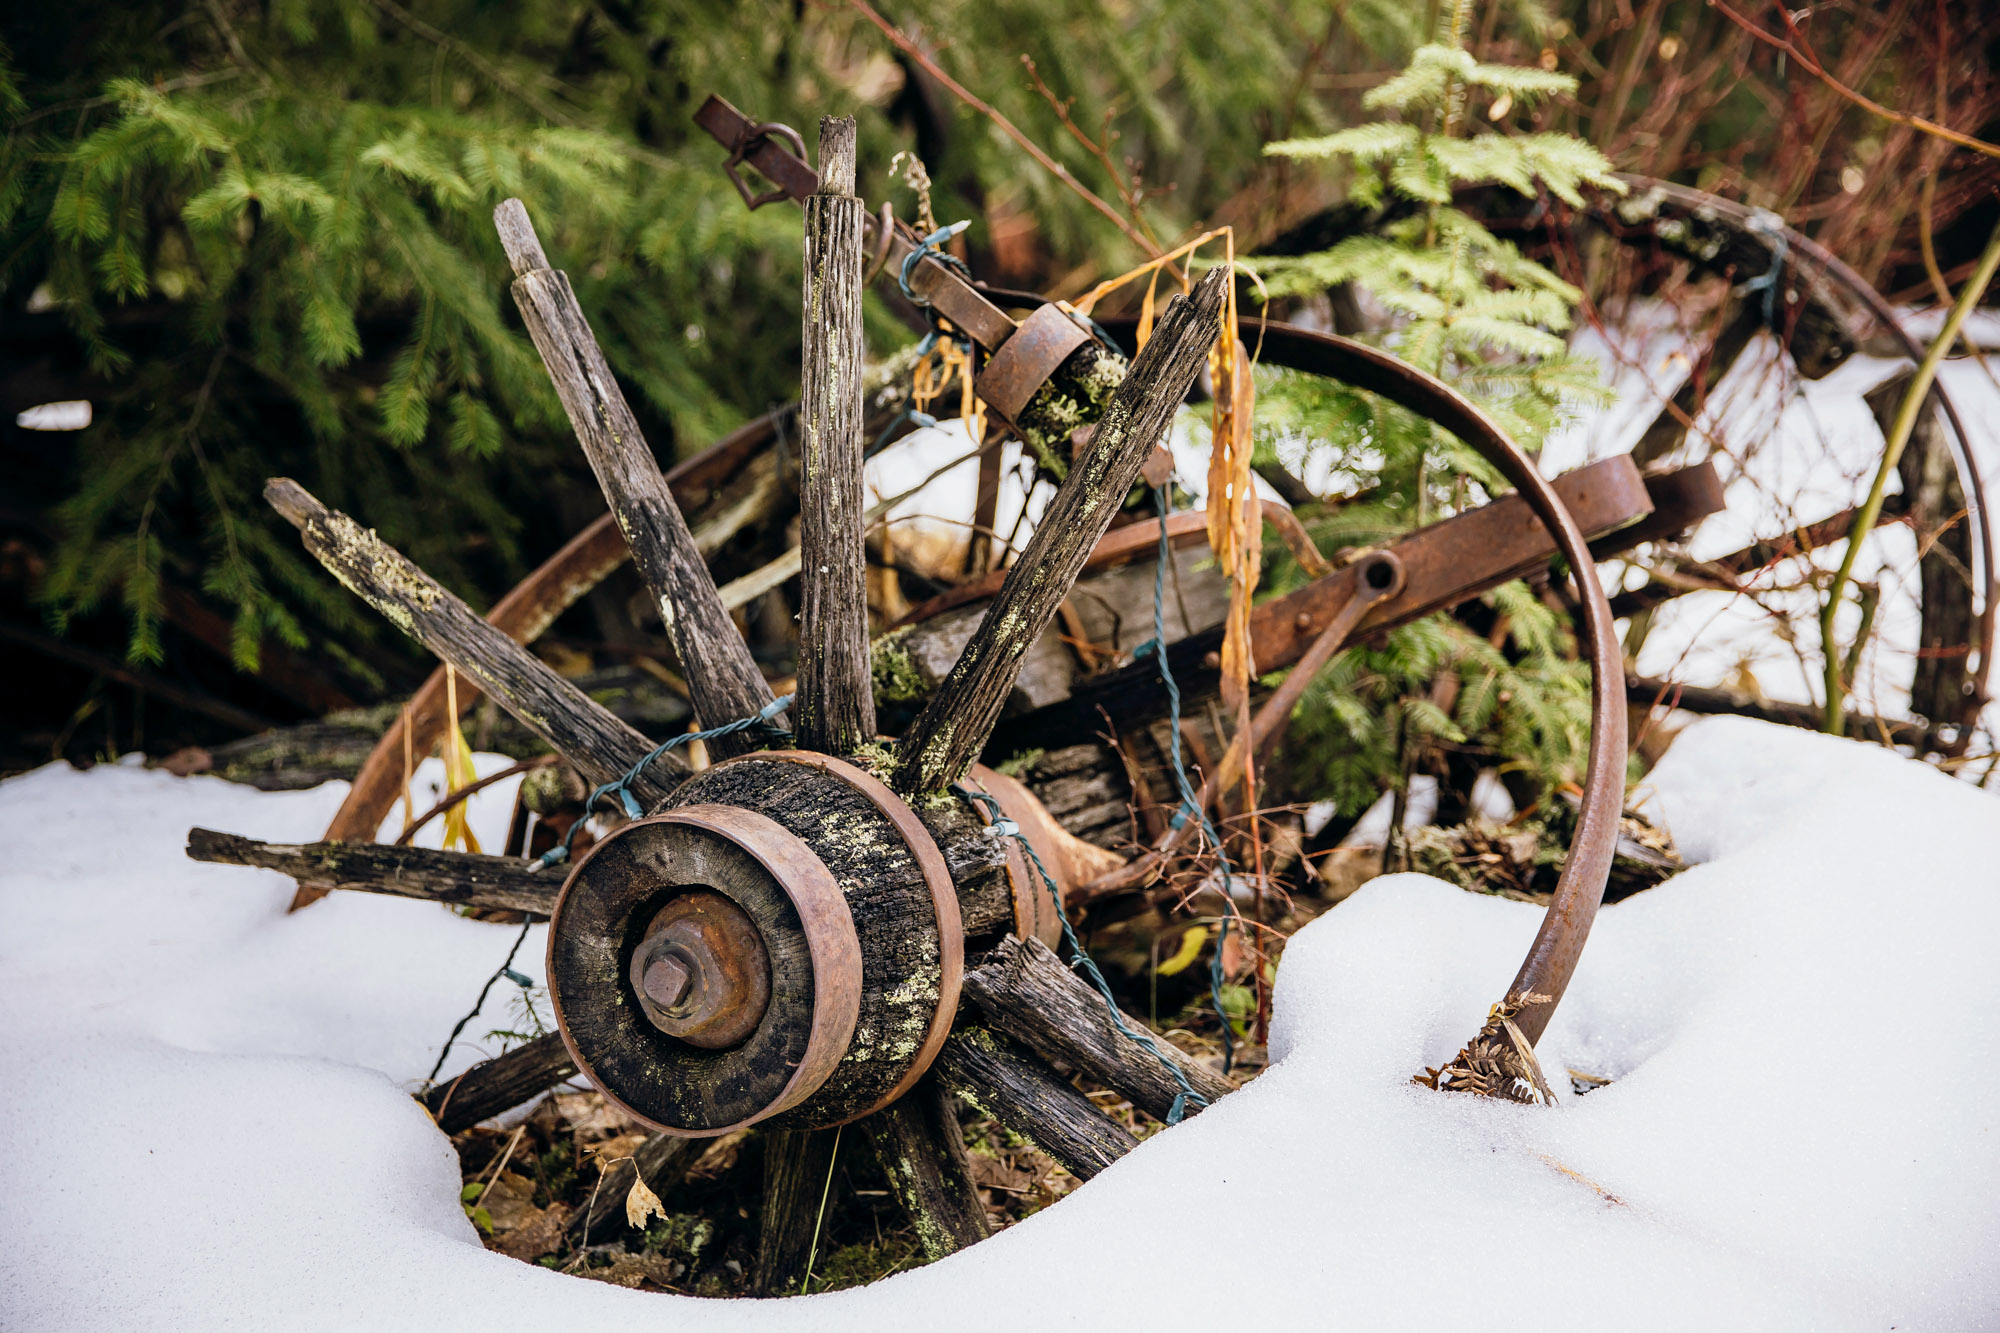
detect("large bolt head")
[627,889,772,1050]
[641,955,692,1008]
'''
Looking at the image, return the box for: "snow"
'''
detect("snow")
[4,718,1998,1329]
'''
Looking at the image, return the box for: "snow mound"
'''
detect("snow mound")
[2,718,1995,1330]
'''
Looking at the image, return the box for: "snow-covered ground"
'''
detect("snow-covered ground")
[2,717,1995,1329]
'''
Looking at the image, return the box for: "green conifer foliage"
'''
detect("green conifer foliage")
[4,1,1324,688]
[1246,4,1618,819]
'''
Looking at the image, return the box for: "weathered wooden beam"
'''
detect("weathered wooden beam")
[795,116,875,755]
[751,1128,840,1297]
[187,828,555,915]
[935,1027,1137,1181]
[891,267,1228,796]
[264,479,678,807]
[421,1033,577,1134]
[496,198,778,755]
[858,1080,991,1260]
[960,935,1233,1125]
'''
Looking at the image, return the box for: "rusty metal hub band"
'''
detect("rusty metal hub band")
[546,804,862,1137]
[977,302,1095,425]
[965,764,1065,948]
[701,749,966,1123]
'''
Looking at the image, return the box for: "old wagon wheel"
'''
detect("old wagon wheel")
[1547,177,1993,757]
[190,112,1638,1292]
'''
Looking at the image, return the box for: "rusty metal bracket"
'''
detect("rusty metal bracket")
[976,302,1095,426]
[695,96,1021,355]
[694,96,814,210]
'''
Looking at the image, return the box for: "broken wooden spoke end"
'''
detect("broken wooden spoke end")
[493,197,551,277]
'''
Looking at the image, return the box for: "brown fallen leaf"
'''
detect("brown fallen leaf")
[625,1174,666,1229]
[556,1091,639,1137]
[495,1203,572,1260]
[591,1131,649,1164]
[968,1153,1037,1194]
[581,1252,683,1290]
[477,1172,539,1232]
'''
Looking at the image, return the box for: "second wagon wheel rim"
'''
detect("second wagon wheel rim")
[1564,175,1993,755]
[1098,316,1629,1046]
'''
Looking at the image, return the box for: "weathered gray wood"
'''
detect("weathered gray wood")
[858,1079,990,1260]
[751,1128,839,1296]
[496,198,778,756]
[264,480,678,806]
[961,935,1234,1124]
[892,267,1229,795]
[935,1027,1137,1181]
[421,1033,577,1134]
[492,197,549,273]
[186,828,555,915]
[911,795,1015,939]
[795,117,874,755]
[569,1131,709,1247]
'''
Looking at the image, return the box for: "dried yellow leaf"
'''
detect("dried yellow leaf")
[625,1175,666,1230]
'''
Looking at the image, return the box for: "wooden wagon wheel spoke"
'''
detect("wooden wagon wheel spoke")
[496,198,779,752]
[891,267,1230,798]
[263,479,682,805]
[794,116,875,756]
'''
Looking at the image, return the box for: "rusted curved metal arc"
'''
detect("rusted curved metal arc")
[1096,317,1627,1047]
[1599,175,1995,742]
[308,409,790,888]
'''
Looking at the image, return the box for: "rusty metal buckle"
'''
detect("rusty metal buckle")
[723,120,809,211]
[976,301,1096,426]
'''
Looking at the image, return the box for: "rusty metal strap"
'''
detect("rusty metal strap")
[695,95,1017,351]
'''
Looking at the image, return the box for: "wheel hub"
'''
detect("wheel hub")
[626,889,772,1048]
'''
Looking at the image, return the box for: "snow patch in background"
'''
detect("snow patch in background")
[1546,310,2000,740]
[3,718,1997,1330]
